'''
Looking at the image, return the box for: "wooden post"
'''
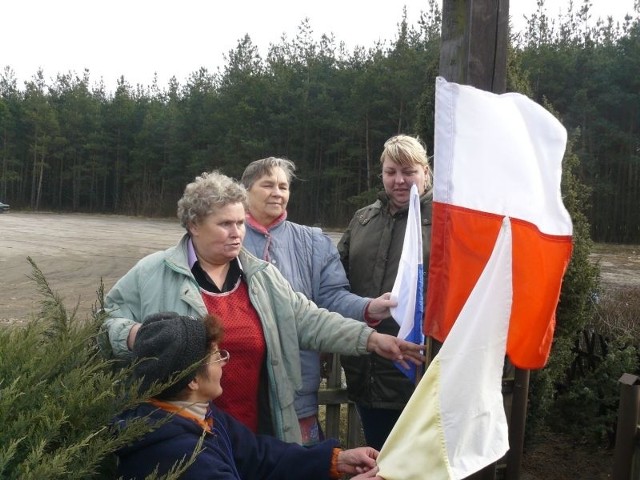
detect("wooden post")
[439,0,509,93]
[612,373,640,480]
[505,367,530,479]
[318,354,364,448]
[438,1,524,479]
[318,354,347,441]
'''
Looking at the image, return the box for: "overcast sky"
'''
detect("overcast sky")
[2,0,636,92]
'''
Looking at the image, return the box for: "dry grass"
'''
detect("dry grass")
[592,285,640,342]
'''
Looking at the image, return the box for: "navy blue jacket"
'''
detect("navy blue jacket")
[115,403,339,479]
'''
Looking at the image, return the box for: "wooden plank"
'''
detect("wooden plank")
[318,354,364,447]
[318,388,349,405]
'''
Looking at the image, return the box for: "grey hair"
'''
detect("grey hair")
[177,171,247,229]
[240,157,297,190]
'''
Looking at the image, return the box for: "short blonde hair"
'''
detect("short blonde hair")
[380,134,433,187]
[177,171,247,229]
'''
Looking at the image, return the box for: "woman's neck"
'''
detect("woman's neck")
[170,399,209,420]
[247,210,286,230]
[198,258,230,290]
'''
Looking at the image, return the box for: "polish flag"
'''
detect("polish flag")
[424,77,573,370]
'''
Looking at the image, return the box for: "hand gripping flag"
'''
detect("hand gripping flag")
[424,77,573,369]
[378,217,512,480]
[389,183,425,382]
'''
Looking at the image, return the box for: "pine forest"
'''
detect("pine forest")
[1,1,639,243]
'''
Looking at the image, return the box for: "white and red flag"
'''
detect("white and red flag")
[425,77,573,370]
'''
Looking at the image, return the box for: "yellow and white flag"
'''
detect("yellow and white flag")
[377,217,512,480]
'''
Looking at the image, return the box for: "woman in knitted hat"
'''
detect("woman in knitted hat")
[102,171,424,445]
[115,312,384,480]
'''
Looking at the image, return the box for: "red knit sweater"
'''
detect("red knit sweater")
[201,280,266,432]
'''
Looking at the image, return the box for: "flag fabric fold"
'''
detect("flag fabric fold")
[424,76,573,369]
[378,217,513,480]
[390,183,425,381]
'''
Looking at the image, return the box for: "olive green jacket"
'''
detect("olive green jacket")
[338,191,432,408]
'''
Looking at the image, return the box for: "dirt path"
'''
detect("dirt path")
[590,243,640,287]
[0,212,185,324]
[2,212,637,325]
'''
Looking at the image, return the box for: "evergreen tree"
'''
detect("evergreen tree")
[0,259,194,479]
[525,127,601,440]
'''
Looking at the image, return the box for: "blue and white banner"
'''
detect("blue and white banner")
[390,183,424,381]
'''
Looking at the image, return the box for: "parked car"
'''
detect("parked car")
[0,201,9,213]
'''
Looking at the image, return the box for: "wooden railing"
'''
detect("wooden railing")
[613,373,640,480]
[318,354,363,448]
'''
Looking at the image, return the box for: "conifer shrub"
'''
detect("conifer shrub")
[548,283,640,446]
[0,258,193,479]
[552,339,638,446]
[526,128,639,447]
[525,127,601,441]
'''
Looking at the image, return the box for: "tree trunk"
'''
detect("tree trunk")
[58,157,64,209]
[36,147,45,211]
[73,151,79,211]
[365,113,371,192]
[30,136,38,209]
[1,126,7,199]
[397,99,404,133]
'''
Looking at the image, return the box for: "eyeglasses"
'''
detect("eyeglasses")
[206,349,230,365]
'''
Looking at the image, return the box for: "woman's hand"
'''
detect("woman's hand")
[336,447,378,475]
[366,332,425,369]
[351,466,385,479]
[365,293,397,321]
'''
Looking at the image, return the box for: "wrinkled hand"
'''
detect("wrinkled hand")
[352,466,385,479]
[366,332,425,369]
[366,293,397,321]
[336,447,378,475]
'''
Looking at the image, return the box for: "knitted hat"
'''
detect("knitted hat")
[133,312,208,398]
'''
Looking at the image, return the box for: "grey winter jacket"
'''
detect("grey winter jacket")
[102,234,374,443]
[338,191,432,409]
[244,219,369,419]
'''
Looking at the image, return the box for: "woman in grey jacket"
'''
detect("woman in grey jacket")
[102,170,423,445]
[240,157,394,445]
